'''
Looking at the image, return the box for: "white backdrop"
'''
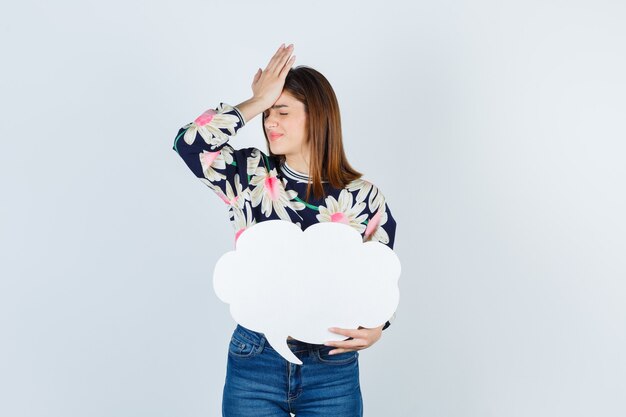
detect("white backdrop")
[1,1,625,416]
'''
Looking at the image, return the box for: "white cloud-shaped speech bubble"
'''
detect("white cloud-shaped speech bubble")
[213,219,401,365]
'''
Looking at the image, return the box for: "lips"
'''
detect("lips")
[269,133,284,142]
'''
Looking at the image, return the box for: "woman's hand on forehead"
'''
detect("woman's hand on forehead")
[252,43,297,109]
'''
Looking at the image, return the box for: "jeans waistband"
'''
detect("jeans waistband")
[234,324,325,348]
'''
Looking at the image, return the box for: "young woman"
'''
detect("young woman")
[172,43,397,417]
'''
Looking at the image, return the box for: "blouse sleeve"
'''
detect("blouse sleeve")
[363,186,398,331]
[382,202,397,331]
[172,102,263,211]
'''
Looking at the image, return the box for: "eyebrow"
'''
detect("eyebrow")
[270,104,289,109]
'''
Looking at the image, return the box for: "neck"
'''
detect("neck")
[285,153,310,176]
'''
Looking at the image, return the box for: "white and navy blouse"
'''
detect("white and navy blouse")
[172,102,397,330]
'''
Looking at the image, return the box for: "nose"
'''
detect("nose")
[264,112,278,129]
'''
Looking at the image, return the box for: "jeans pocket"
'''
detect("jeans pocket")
[228,334,260,359]
[315,346,359,365]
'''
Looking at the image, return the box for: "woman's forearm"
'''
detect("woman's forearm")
[236,97,270,125]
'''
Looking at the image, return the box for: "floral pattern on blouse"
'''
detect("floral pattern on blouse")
[249,166,306,221]
[173,102,398,329]
[316,189,368,234]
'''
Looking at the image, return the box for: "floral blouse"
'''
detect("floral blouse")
[172,102,397,330]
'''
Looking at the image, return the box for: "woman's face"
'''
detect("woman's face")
[263,90,308,159]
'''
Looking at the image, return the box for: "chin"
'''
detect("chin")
[269,143,286,155]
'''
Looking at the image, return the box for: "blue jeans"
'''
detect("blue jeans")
[222,324,363,417]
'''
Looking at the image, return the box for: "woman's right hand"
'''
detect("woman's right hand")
[251,43,296,108]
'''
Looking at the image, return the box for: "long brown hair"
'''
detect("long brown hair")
[262,65,362,201]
